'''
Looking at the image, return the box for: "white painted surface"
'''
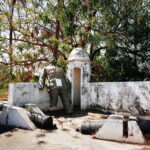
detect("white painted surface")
[8,83,63,109]
[94,115,146,144]
[67,47,91,109]
[68,47,90,61]
[0,104,36,130]
[95,117,123,141]
[86,82,150,115]
[127,120,145,144]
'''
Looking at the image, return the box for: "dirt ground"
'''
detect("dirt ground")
[0,93,8,101]
[0,111,150,150]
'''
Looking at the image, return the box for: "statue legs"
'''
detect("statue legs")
[49,88,72,113]
[59,88,72,113]
[49,89,59,107]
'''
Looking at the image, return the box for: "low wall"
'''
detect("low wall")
[8,83,63,109]
[87,82,150,115]
[8,82,150,115]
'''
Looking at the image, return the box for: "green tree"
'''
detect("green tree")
[0,0,149,83]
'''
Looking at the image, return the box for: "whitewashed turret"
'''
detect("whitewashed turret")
[67,47,91,109]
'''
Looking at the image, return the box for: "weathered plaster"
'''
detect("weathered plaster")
[67,48,91,109]
[8,83,63,109]
[86,82,150,115]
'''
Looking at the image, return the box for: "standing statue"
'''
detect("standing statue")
[39,56,73,114]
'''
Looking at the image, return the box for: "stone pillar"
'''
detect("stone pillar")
[67,47,91,110]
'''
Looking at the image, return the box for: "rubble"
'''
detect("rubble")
[0,104,36,130]
[23,104,55,129]
[0,104,55,130]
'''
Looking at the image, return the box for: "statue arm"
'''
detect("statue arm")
[39,68,46,90]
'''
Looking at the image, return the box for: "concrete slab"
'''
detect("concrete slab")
[94,115,146,144]
[0,104,36,130]
[94,117,123,141]
[126,120,145,144]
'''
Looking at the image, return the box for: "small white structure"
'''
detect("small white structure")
[67,47,91,109]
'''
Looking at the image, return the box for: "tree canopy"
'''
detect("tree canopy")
[0,0,149,85]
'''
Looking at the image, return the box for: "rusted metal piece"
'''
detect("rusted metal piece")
[23,104,56,129]
[0,103,3,111]
[138,119,150,134]
[76,120,104,135]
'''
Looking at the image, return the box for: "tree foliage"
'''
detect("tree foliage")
[0,0,149,84]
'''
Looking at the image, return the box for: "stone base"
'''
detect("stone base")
[0,104,36,130]
[94,115,146,144]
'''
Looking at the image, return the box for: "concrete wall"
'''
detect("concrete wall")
[8,81,150,115]
[8,83,63,109]
[84,82,150,115]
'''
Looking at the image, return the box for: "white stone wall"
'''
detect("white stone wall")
[85,82,150,115]
[8,83,63,109]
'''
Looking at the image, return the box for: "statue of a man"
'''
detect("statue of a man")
[39,56,73,114]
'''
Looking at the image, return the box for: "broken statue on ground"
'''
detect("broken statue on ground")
[0,104,56,130]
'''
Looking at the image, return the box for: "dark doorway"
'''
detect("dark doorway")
[73,68,81,109]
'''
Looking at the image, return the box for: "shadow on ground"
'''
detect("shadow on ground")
[44,108,110,119]
[0,125,15,134]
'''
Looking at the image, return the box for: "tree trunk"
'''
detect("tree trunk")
[9,3,14,79]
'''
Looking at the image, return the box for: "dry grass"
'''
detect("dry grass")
[0,93,8,101]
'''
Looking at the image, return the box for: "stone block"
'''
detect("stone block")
[94,115,146,144]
